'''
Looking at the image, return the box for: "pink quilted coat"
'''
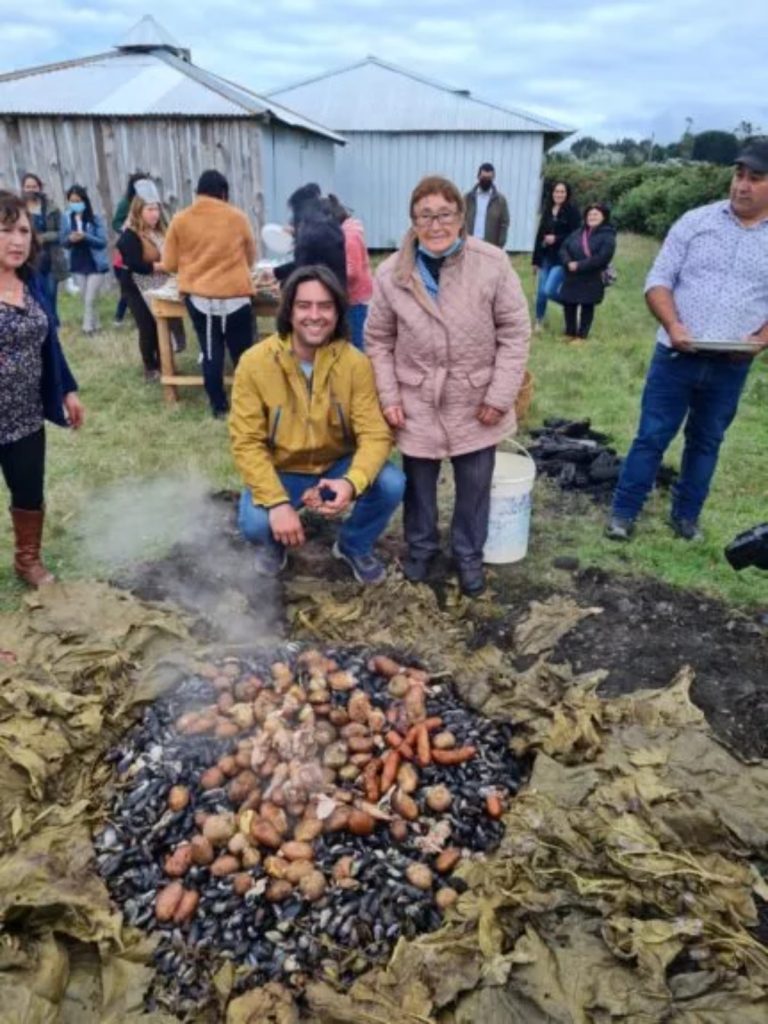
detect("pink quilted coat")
[365,232,531,459]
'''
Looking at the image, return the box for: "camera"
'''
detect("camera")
[725,523,768,571]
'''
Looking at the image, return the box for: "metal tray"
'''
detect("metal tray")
[690,339,763,354]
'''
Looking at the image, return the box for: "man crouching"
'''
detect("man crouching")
[230,264,405,583]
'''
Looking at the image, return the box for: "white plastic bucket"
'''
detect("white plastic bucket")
[483,443,537,564]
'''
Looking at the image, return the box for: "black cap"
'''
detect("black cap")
[735,138,768,174]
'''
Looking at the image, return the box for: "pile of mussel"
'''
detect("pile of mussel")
[96,646,520,1014]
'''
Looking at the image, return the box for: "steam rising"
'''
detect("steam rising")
[80,475,281,643]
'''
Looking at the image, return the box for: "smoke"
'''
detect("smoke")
[79,474,282,643]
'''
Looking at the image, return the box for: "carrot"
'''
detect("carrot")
[485,794,503,819]
[398,741,415,761]
[385,730,404,749]
[423,716,443,733]
[431,746,476,765]
[386,707,399,725]
[404,725,420,746]
[363,759,381,802]
[416,724,431,767]
[380,750,401,792]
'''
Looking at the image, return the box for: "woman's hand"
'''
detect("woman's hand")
[544,233,556,246]
[152,261,164,273]
[567,261,578,272]
[383,405,405,429]
[69,231,84,243]
[269,504,305,546]
[63,392,85,429]
[477,404,504,426]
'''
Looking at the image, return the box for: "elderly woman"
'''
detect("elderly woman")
[365,175,531,596]
[0,192,84,585]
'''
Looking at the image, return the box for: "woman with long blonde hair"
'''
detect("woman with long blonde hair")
[117,182,185,379]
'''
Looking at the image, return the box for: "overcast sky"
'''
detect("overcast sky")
[1,0,766,143]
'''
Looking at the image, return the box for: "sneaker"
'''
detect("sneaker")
[254,545,287,577]
[458,567,486,598]
[669,515,703,541]
[332,541,386,585]
[143,369,161,383]
[605,516,635,541]
[112,319,125,328]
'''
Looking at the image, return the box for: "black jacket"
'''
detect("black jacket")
[559,224,616,306]
[117,228,155,275]
[532,202,581,267]
[274,206,347,290]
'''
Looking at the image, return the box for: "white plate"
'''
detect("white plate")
[690,339,763,354]
[261,223,293,256]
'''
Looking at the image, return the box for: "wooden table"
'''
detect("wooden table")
[151,296,279,405]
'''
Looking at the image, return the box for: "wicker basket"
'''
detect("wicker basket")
[514,369,535,424]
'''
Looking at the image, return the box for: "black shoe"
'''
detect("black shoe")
[402,553,439,583]
[458,567,486,597]
[669,515,703,541]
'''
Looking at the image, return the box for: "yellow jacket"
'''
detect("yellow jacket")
[229,334,393,508]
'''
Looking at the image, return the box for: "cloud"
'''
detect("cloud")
[0,0,765,142]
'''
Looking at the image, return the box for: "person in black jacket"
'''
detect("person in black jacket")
[531,181,580,329]
[274,185,347,292]
[559,203,616,343]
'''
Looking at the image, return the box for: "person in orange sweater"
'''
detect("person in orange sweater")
[163,170,257,417]
[329,195,373,350]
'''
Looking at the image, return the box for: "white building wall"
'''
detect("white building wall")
[260,123,337,225]
[332,131,545,250]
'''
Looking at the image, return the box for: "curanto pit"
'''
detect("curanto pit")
[95,645,521,1016]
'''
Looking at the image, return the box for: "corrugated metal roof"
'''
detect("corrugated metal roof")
[270,57,571,135]
[115,14,182,52]
[0,46,344,142]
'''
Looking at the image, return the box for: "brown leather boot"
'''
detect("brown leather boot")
[10,507,55,586]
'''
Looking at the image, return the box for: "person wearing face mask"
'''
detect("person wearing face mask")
[117,180,186,379]
[558,203,616,343]
[366,175,531,597]
[59,185,109,335]
[21,173,67,320]
[463,163,510,249]
[531,180,581,330]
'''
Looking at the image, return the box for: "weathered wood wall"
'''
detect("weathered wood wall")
[0,115,266,231]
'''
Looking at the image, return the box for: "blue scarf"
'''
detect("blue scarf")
[415,239,464,302]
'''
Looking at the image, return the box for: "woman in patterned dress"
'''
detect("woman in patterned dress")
[0,192,84,585]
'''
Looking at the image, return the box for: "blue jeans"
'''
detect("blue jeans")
[535,261,563,321]
[238,456,405,556]
[612,345,751,522]
[348,303,368,350]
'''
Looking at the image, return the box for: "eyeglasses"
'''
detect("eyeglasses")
[413,210,459,227]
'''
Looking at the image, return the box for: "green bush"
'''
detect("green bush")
[544,159,732,237]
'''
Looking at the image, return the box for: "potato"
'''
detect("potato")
[284,859,314,884]
[155,881,184,922]
[260,803,289,836]
[232,872,254,895]
[217,754,239,777]
[425,785,453,813]
[368,654,402,678]
[173,888,200,923]
[348,735,375,754]
[348,810,376,837]
[164,843,192,878]
[228,832,248,856]
[405,863,433,890]
[348,691,372,724]
[396,762,419,794]
[200,766,225,790]
[299,869,327,901]
[167,785,190,812]
[210,854,240,877]
[432,731,457,750]
[367,708,387,733]
[251,819,282,849]
[294,818,324,843]
[265,855,290,879]
[217,691,235,714]
[435,848,461,874]
[389,818,408,843]
[328,670,357,692]
[323,742,348,769]
[242,847,262,869]
[190,834,215,865]
[387,674,410,698]
[230,702,255,730]
[324,806,350,832]
[266,879,293,902]
[328,708,350,727]
[435,887,458,910]
[338,764,361,781]
[281,841,314,862]
[392,789,419,821]
[227,770,260,805]
[332,855,354,881]
[202,813,236,845]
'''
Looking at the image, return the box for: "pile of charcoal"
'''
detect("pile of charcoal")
[95,646,520,1016]
[528,417,676,503]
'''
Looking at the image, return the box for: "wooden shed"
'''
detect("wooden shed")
[0,16,343,230]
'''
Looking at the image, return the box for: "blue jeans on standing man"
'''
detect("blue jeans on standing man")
[347,303,368,351]
[611,344,751,524]
[238,455,405,557]
[534,259,563,322]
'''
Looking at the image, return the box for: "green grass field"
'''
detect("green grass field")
[1,235,765,610]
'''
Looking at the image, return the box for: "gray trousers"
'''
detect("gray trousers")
[402,446,496,571]
[73,273,105,332]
